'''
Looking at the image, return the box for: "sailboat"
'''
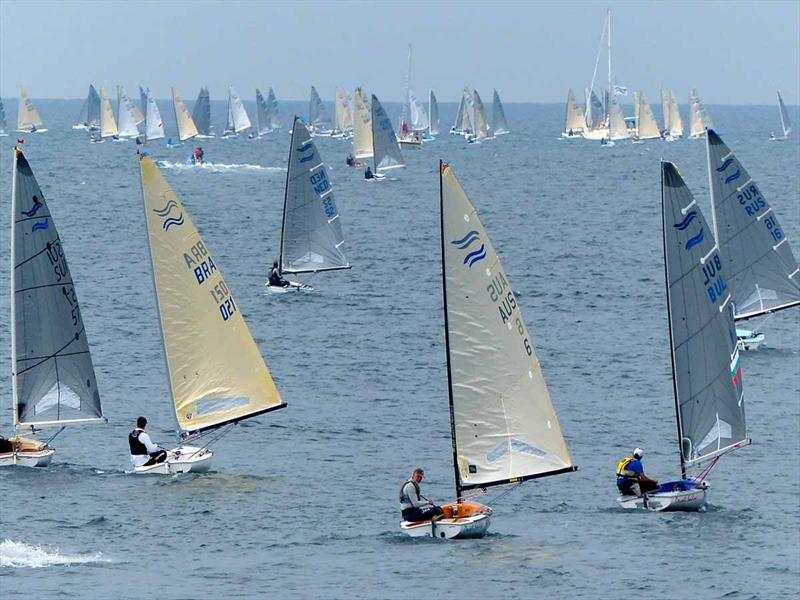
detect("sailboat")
[222,85,251,138]
[0,97,8,136]
[397,45,426,147]
[467,90,493,142]
[661,89,683,140]
[634,91,661,140]
[192,87,213,137]
[1,148,105,468]
[143,90,165,142]
[119,85,145,128]
[72,85,101,131]
[618,161,750,511]
[265,88,281,132]
[369,94,404,179]
[769,90,792,141]
[266,116,350,293]
[401,162,576,538]
[332,87,353,138]
[17,87,46,133]
[688,89,713,138]
[351,88,373,160]
[136,154,286,474]
[171,87,198,144]
[308,86,332,136]
[116,90,141,139]
[606,96,629,142]
[491,89,510,135]
[582,10,615,140]
[706,128,800,350]
[98,87,119,140]
[562,88,585,138]
[450,94,466,135]
[429,90,440,137]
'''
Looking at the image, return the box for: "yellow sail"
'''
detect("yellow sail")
[139,156,284,434]
[352,88,373,159]
[17,87,44,132]
[100,87,119,138]
[172,87,199,141]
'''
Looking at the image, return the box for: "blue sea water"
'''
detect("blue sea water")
[0,99,798,599]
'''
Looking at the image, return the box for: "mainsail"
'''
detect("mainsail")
[408,89,429,131]
[608,97,629,140]
[669,91,684,137]
[564,88,584,134]
[255,88,271,136]
[139,86,149,129]
[452,94,465,133]
[145,91,165,141]
[371,94,404,172]
[492,89,510,135]
[138,156,285,435]
[334,87,353,134]
[192,87,212,136]
[777,90,792,137]
[308,86,332,134]
[172,87,198,142]
[440,162,574,494]
[661,89,671,134]
[352,88,373,159]
[661,161,748,467]
[429,90,440,135]
[224,85,251,135]
[689,89,713,138]
[280,117,350,274]
[472,90,492,139]
[74,85,101,130]
[17,87,44,132]
[11,149,104,428]
[117,92,140,138]
[265,88,281,131]
[460,90,473,133]
[636,91,660,140]
[706,129,800,320]
[99,87,119,138]
[585,88,605,130]
[0,97,8,135]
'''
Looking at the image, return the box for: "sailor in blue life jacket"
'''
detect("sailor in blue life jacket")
[399,468,444,522]
[616,448,659,497]
[129,416,167,468]
[268,260,290,288]
[364,165,374,180]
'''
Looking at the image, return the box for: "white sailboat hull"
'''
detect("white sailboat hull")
[736,328,765,351]
[617,480,707,512]
[16,128,48,133]
[0,437,55,467]
[264,280,313,294]
[582,127,609,140]
[132,445,212,475]
[400,501,492,539]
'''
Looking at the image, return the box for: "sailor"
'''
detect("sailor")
[399,468,444,522]
[194,147,204,164]
[346,154,354,167]
[364,166,374,180]
[129,416,167,468]
[616,448,658,497]
[0,435,14,454]
[268,260,290,288]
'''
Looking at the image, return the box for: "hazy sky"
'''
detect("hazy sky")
[1,0,798,104]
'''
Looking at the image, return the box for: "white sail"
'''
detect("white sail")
[777,90,792,137]
[74,85,100,130]
[636,92,660,140]
[371,94,404,172]
[452,94,465,133]
[308,86,332,134]
[429,90,439,135]
[689,89,713,138]
[172,87,198,142]
[608,97,629,140]
[225,86,251,134]
[472,90,492,139]
[492,89,510,135]
[11,149,104,428]
[131,89,145,125]
[661,89,671,133]
[564,88,584,133]
[17,87,45,132]
[145,91,165,141]
[281,117,350,274]
[99,87,118,138]
[117,89,141,138]
[139,86,149,128]
[266,88,281,130]
[440,162,574,491]
[0,97,7,135]
[138,156,285,435]
[669,91,684,137]
[255,89,270,136]
[408,89,429,131]
[334,87,353,133]
[352,88,373,159]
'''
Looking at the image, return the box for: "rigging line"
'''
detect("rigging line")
[693,455,721,483]
[43,426,66,446]
[181,423,236,458]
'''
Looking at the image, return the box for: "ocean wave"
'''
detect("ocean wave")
[0,539,112,568]
[156,161,285,173]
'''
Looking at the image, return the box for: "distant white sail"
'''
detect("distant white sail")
[99,87,119,138]
[429,90,440,135]
[117,92,140,138]
[145,91,165,141]
[11,149,104,428]
[172,87,198,142]
[192,87,212,136]
[669,91,683,138]
[472,90,492,139]
[661,89,671,133]
[636,91,660,140]
[224,85,251,135]
[371,94,404,172]
[460,90,473,133]
[0,97,8,135]
[608,97,629,140]
[452,94,465,133]
[266,88,281,130]
[777,90,792,137]
[74,85,101,130]
[689,89,713,138]
[334,87,353,134]
[564,88,584,134]
[255,89,270,136]
[352,88,373,159]
[308,86,332,134]
[408,89,429,131]
[139,86,149,128]
[492,89,510,135]
[17,87,45,133]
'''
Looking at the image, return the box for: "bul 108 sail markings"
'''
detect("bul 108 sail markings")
[183,240,237,322]
[486,270,533,357]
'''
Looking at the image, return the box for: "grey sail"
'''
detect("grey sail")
[452,94,465,132]
[266,88,281,130]
[256,88,270,136]
[280,117,350,274]
[706,129,800,320]
[371,94,405,172]
[492,89,510,135]
[86,85,101,130]
[139,86,148,134]
[661,161,747,467]
[192,87,211,135]
[0,97,7,134]
[777,91,792,137]
[308,86,332,133]
[429,90,439,135]
[11,149,104,428]
[586,88,605,129]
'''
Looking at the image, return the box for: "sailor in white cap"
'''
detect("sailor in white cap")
[616,448,659,497]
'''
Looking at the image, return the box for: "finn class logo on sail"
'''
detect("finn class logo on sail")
[153,198,184,231]
[452,230,486,267]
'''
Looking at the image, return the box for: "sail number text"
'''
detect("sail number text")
[738,184,784,245]
[183,240,237,322]
[45,241,82,328]
[487,271,533,357]
[702,252,727,305]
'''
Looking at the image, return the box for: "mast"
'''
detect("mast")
[10,148,19,428]
[705,126,719,244]
[439,160,462,502]
[661,162,687,480]
[278,116,295,271]
[607,9,612,117]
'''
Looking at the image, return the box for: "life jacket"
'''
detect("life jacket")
[616,456,638,480]
[399,479,421,510]
[129,429,149,455]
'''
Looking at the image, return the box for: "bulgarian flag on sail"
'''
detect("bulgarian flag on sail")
[730,348,742,386]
